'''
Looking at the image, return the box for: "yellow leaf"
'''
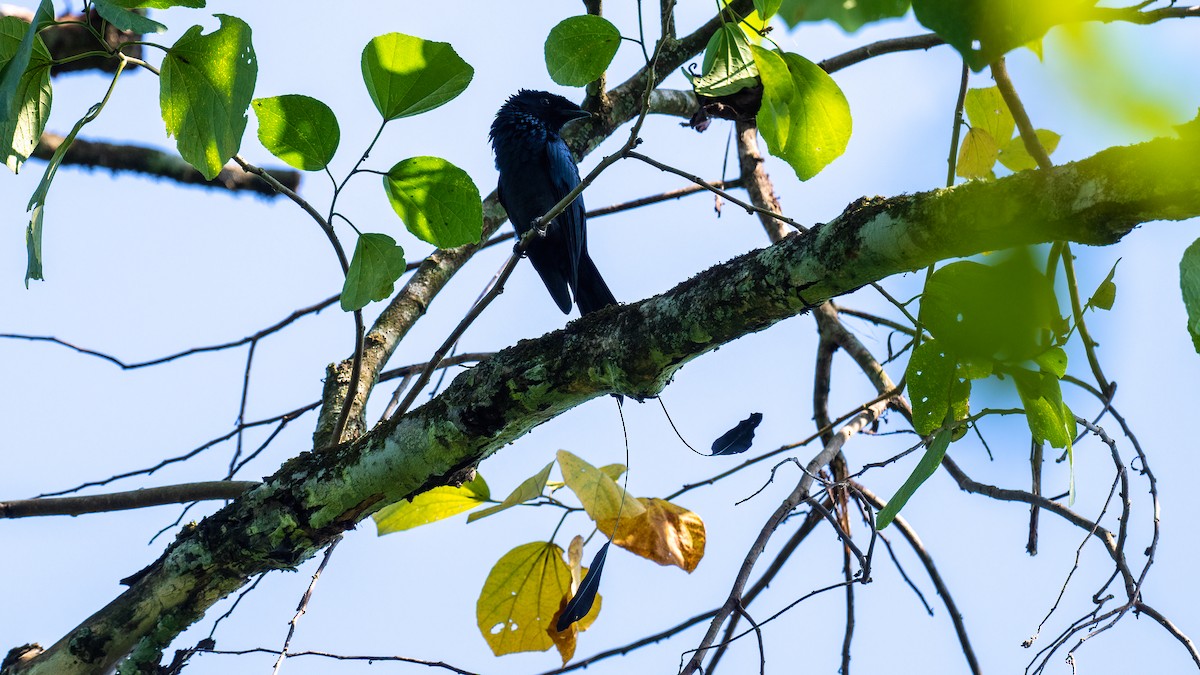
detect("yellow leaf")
[477,541,571,656]
[556,450,645,522]
[956,127,999,180]
[467,461,553,523]
[372,474,488,534]
[548,537,603,664]
[597,498,706,573]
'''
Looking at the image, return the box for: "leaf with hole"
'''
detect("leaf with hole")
[160,14,257,179]
[477,541,573,656]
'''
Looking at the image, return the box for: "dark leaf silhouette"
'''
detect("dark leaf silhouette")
[711,412,763,455]
[555,541,610,632]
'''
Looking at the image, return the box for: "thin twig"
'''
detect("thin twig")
[271,537,341,675]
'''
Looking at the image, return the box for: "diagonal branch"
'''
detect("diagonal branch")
[8,136,1199,675]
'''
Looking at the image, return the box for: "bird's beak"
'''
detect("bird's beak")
[565,108,592,123]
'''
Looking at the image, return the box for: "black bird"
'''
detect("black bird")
[490,90,617,315]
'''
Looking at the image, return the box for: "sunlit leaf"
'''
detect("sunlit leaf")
[556,450,645,522]
[160,14,257,179]
[1180,238,1200,353]
[91,0,167,33]
[964,87,1014,145]
[114,0,205,7]
[710,412,763,455]
[752,46,851,181]
[362,33,473,120]
[598,498,706,572]
[876,428,952,529]
[383,156,483,249]
[0,2,53,173]
[477,541,572,656]
[252,94,339,171]
[998,129,1060,173]
[778,0,909,32]
[468,462,554,523]
[912,0,1096,71]
[754,0,782,21]
[373,474,488,534]
[544,15,620,87]
[341,233,406,311]
[1087,259,1119,312]
[955,127,999,179]
[1033,346,1068,379]
[1011,367,1072,449]
[684,23,759,98]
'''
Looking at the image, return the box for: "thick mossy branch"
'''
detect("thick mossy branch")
[9,137,1198,675]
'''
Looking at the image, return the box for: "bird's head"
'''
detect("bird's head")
[498,89,591,132]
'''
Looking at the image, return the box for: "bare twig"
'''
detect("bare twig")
[271,537,341,675]
[0,481,258,518]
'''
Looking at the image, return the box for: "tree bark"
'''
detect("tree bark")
[7,136,1198,675]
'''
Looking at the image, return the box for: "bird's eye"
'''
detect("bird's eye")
[542,97,551,106]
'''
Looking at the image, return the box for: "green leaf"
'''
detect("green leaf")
[778,0,909,32]
[468,462,554,523]
[1033,346,1068,378]
[912,0,1096,71]
[252,94,339,171]
[907,339,956,436]
[0,15,52,173]
[1011,367,1071,449]
[24,204,42,287]
[112,0,205,7]
[754,0,783,20]
[361,33,473,120]
[373,474,489,534]
[1087,259,1119,311]
[1180,238,1200,353]
[160,14,257,180]
[964,87,1014,145]
[684,23,759,98]
[998,129,1061,172]
[876,428,952,529]
[920,253,1060,362]
[544,15,620,87]
[383,156,482,249]
[752,46,852,181]
[91,0,167,34]
[341,233,407,311]
[477,541,572,656]
[955,127,999,179]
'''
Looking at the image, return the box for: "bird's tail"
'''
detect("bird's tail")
[574,254,618,315]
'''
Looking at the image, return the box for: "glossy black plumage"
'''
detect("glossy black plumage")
[490,90,617,315]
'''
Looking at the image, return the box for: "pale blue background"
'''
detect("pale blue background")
[2,3,1198,674]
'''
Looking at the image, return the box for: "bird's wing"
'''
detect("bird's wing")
[544,137,586,291]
